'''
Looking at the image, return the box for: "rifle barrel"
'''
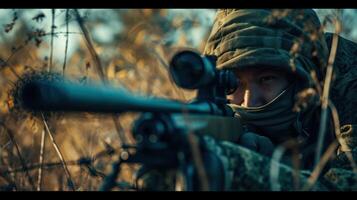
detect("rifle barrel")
[19,79,215,114]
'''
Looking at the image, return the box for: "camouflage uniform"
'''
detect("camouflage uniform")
[139,9,357,191]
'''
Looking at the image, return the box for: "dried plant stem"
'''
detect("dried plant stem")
[62,9,70,77]
[42,31,82,36]
[49,9,56,72]
[270,140,300,191]
[2,148,114,175]
[2,46,25,79]
[303,140,339,191]
[177,105,210,191]
[345,151,357,173]
[99,159,122,191]
[186,133,209,191]
[41,113,76,191]
[329,102,357,172]
[303,100,342,190]
[328,101,341,138]
[74,9,127,145]
[301,93,342,190]
[314,17,340,167]
[36,126,46,191]
[73,9,106,84]
[0,122,36,190]
[270,145,285,191]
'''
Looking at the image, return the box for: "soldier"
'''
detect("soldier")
[140,9,357,191]
[206,8,357,191]
[204,9,334,171]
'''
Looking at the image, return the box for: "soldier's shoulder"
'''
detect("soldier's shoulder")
[325,32,357,75]
[326,33,357,124]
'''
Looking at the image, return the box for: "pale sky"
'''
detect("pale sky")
[0,9,356,63]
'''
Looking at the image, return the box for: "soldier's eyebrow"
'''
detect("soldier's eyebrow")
[255,66,281,73]
[233,66,290,79]
[256,67,289,76]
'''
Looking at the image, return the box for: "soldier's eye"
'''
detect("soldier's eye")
[259,75,277,84]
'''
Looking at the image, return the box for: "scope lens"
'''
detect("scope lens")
[169,50,215,89]
[169,50,204,89]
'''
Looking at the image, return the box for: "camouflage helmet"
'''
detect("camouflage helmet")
[203,9,329,88]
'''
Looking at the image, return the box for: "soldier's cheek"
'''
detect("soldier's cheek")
[230,89,244,105]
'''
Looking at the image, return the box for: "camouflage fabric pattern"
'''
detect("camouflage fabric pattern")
[326,33,357,125]
[322,33,357,190]
[139,134,357,191]
[138,136,329,191]
[203,9,329,88]
[323,168,357,191]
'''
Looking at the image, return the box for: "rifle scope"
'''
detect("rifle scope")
[169,50,216,90]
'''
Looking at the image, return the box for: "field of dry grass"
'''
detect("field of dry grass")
[0,9,207,191]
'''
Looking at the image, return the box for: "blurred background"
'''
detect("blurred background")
[0,9,356,191]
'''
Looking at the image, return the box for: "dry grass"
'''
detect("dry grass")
[0,9,200,191]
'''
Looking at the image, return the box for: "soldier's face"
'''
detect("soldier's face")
[229,68,291,107]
